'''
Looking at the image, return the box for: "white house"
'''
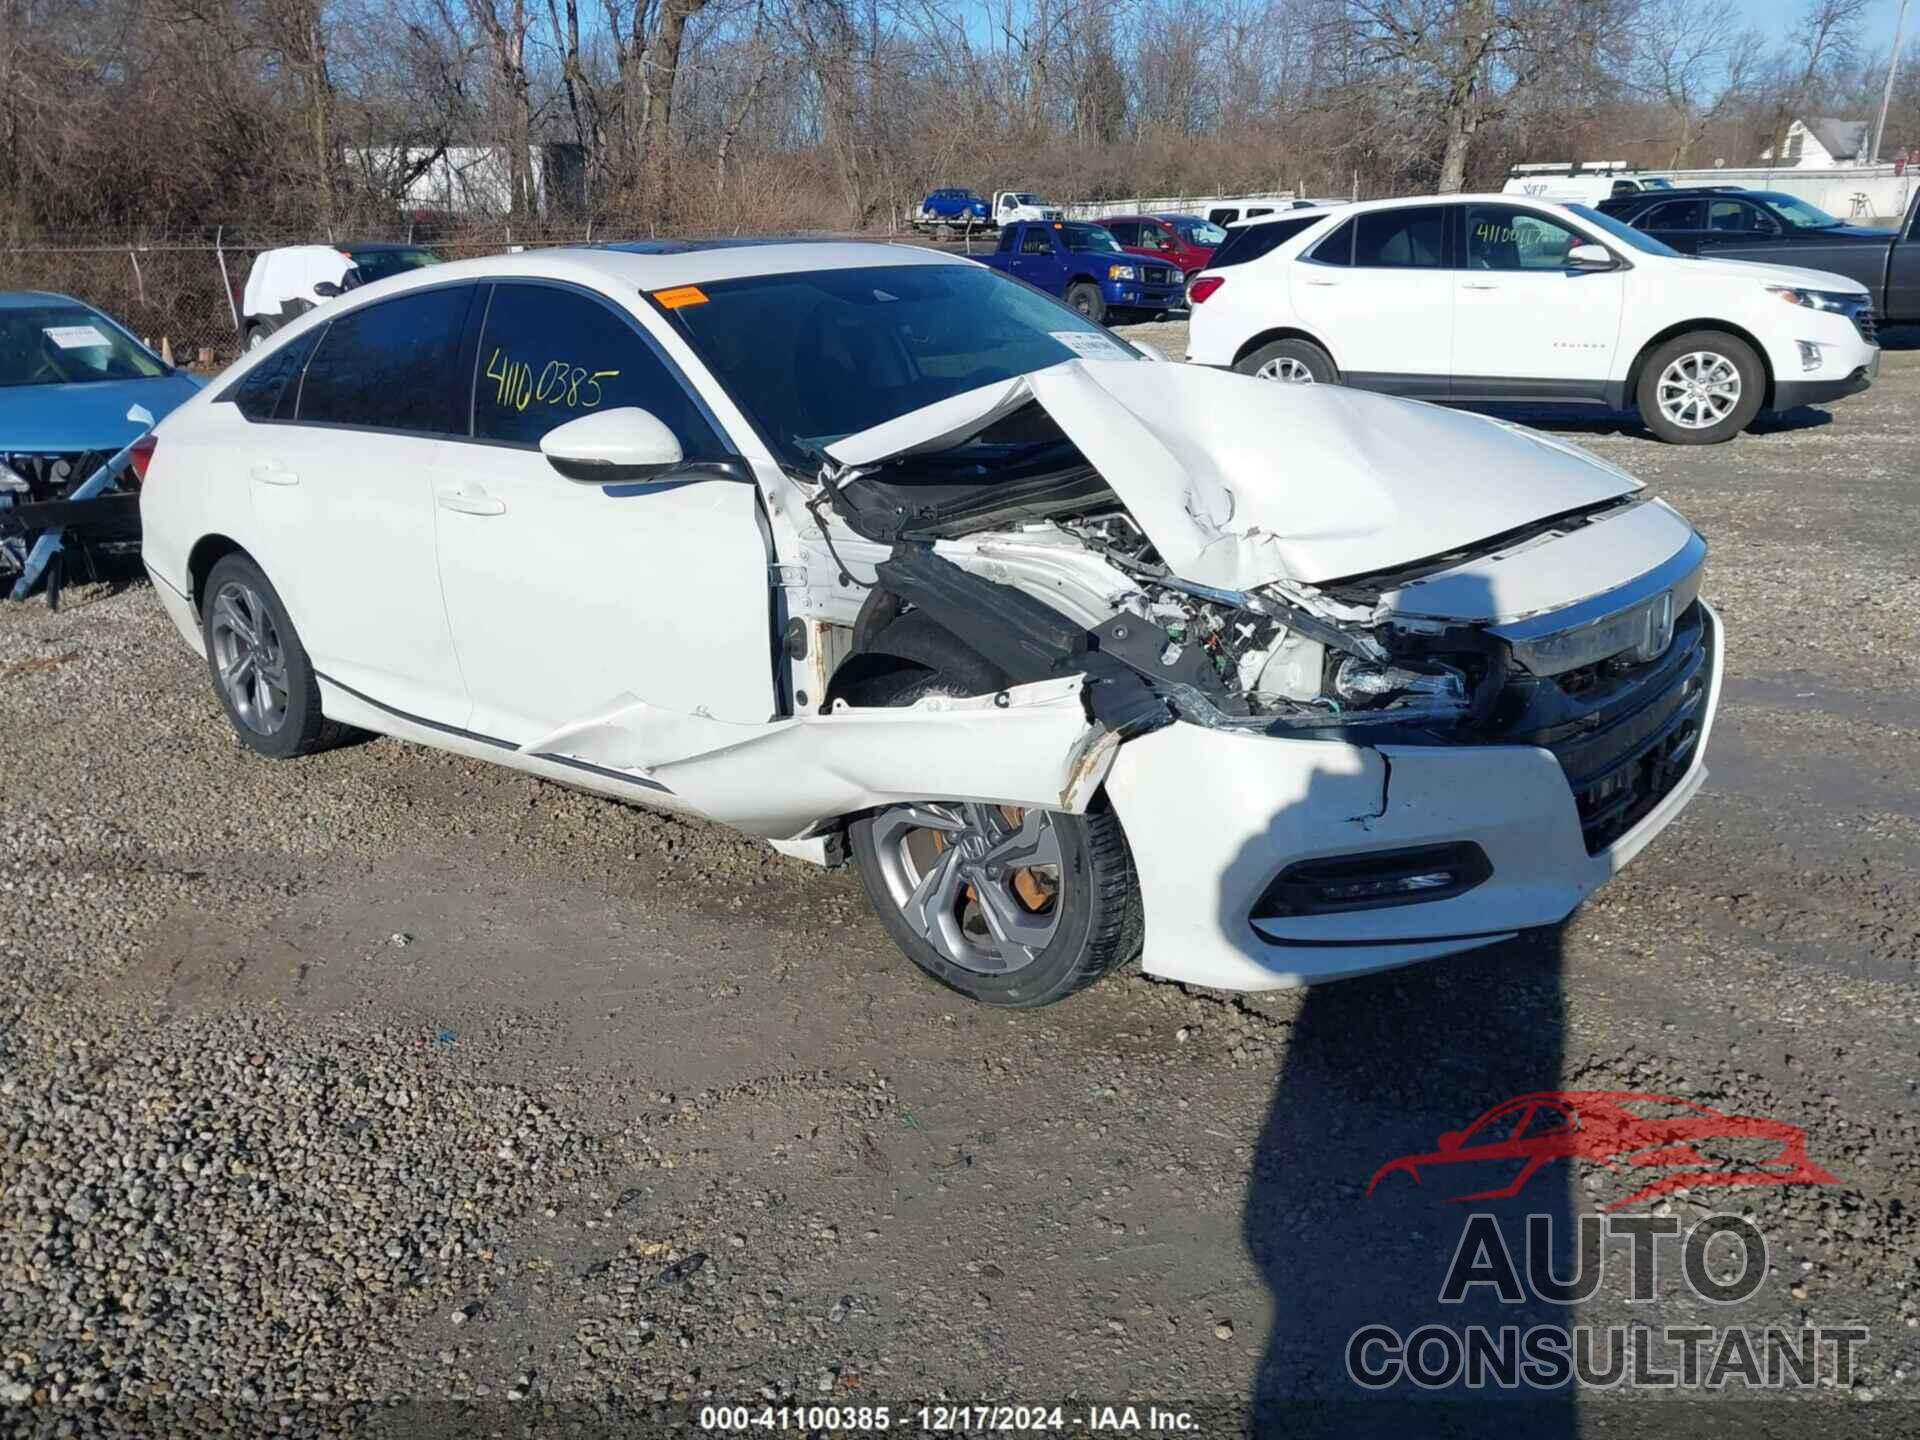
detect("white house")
[1762,117,1871,168]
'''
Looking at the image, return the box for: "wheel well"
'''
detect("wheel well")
[1231,327,1337,370]
[1625,321,1775,410]
[1066,274,1101,291]
[187,534,247,617]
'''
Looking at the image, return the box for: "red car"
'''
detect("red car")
[1093,214,1228,277]
[1366,1090,1836,1210]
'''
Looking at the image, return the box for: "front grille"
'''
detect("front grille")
[1489,603,1713,856]
[1854,307,1878,345]
[1142,264,1175,286]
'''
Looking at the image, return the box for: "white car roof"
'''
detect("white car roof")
[1229,193,1587,229]
[332,240,973,301]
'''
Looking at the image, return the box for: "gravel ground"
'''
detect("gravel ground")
[2,330,1917,1436]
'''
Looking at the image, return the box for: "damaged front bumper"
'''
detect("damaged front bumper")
[1101,603,1723,991]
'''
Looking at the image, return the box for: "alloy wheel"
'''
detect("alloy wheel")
[1256,356,1316,384]
[869,802,1062,974]
[209,580,290,735]
[1655,351,1741,429]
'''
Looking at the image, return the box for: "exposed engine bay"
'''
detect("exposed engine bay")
[810,369,1715,777]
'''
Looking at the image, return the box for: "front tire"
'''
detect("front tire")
[847,660,1142,1008]
[1635,331,1763,444]
[200,553,349,758]
[1066,282,1107,325]
[244,321,275,351]
[1236,337,1339,385]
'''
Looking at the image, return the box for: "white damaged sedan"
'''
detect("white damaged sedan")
[140,241,1720,1006]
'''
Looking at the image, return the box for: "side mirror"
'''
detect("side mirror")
[1566,243,1614,271]
[1438,1130,1464,1152]
[540,406,684,483]
[312,281,342,298]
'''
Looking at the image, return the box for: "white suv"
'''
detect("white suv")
[1185,195,1881,444]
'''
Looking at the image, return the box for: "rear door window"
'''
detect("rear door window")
[1639,199,1704,231]
[1020,228,1055,256]
[296,284,478,434]
[1353,206,1447,267]
[475,283,722,455]
[1104,221,1138,245]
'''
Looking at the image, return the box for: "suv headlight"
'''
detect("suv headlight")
[1108,264,1138,281]
[1766,285,1860,313]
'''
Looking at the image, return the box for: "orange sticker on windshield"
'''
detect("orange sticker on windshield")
[653,285,708,309]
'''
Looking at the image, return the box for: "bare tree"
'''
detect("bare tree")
[1631,0,1759,168]
[1764,0,1873,162]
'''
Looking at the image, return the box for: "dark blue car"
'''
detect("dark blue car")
[1,291,202,596]
[916,188,991,229]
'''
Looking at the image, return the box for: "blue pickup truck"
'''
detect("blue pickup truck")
[976,220,1186,324]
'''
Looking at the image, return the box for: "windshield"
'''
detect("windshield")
[346,248,442,284]
[1762,194,1843,230]
[1014,194,1043,205]
[0,304,166,388]
[1061,223,1122,253]
[1565,204,1684,258]
[1171,217,1228,246]
[656,263,1137,469]
[1642,178,1673,190]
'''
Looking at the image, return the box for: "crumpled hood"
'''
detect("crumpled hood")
[827,360,1640,589]
[0,373,203,454]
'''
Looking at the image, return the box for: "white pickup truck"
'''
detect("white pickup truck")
[993,191,1063,226]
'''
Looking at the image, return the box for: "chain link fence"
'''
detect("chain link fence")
[0,222,951,370]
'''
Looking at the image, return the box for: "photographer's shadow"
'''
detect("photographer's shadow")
[1225,760,1579,1436]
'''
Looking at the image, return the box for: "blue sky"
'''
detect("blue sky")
[1742,0,1912,53]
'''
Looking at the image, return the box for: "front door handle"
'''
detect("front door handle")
[1461,281,1500,291]
[1304,277,1342,287]
[436,486,506,517]
[249,461,298,486]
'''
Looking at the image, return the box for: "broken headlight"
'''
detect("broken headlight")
[1332,657,1469,711]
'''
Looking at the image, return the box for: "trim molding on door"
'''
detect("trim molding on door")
[313,669,675,793]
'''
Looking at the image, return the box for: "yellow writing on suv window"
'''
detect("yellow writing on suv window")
[1474,222,1518,245]
[484,348,620,414]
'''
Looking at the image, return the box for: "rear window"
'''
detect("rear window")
[1206,217,1322,269]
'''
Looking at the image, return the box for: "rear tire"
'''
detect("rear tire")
[244,321,275,351]
[1236,338,1339,385]
[1635,331,1764,445]
[200,553,351,759]
[845,643,1142,1008]
[1066,283,1107,325]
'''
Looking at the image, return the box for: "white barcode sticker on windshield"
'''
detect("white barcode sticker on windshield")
[1050,330,1131,361]
[44,325,111,350]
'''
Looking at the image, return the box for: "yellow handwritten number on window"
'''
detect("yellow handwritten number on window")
[487,348,622,415]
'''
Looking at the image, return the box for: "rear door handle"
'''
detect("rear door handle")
[436,486,506,517]
[249,461,298,486]
[1461,282,1500,291]
[1304,277,1342,287]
